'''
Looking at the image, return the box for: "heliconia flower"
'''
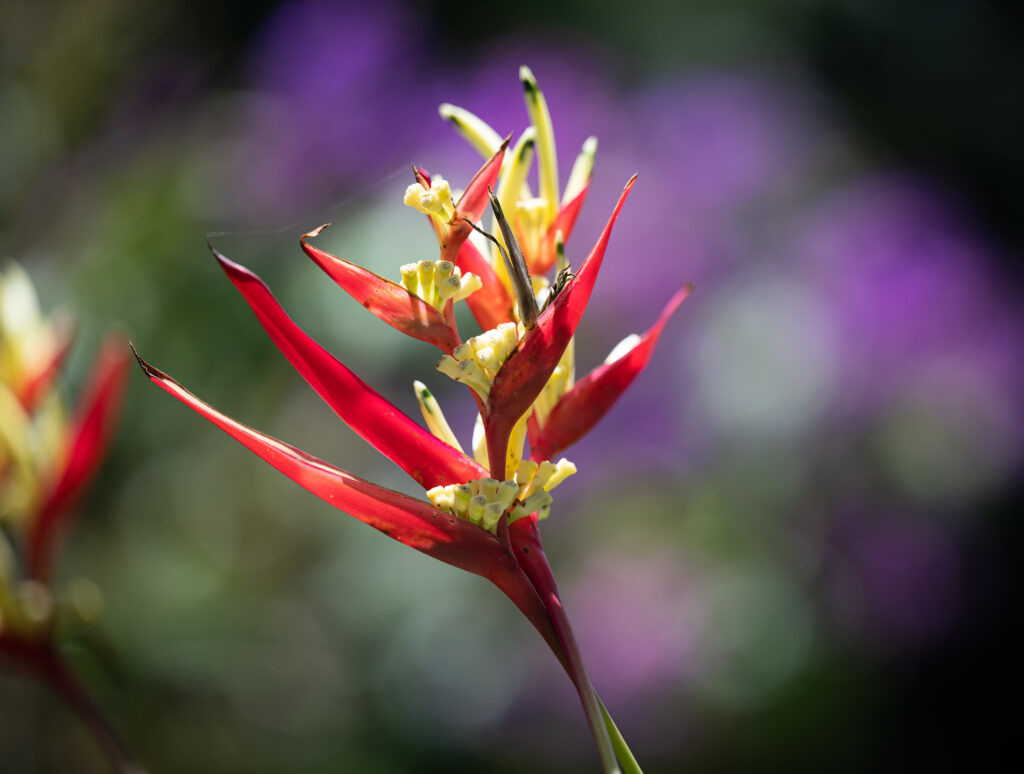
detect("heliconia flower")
[0,265,134,772]
[437,72,690,470]
[298,143,510,356]
[138,66,690,774]
[0,265,76,413]
[439,67,596,275]
[27,336,131,581]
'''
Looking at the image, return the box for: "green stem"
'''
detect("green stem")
[599,699,643,774]
[510,524,621,774]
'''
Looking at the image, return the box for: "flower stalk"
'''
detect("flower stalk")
[0,265,135,771]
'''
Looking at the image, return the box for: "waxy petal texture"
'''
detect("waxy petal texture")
[28,335,130,580]
[455,239,514,331]
[484,177,636,476]
[440,140,507,263]
[214,250,485,489]
[133,349,564,659]
[301,234,460,354]
[532,284,692,460]
[133,351,508,575]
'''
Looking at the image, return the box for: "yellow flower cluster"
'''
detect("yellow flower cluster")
[426,456,577,532]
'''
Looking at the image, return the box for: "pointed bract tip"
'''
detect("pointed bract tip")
[412,165,431,187]
[128,341,158,379]
[519,65,536,88]
[206,240,228,263]
[302,223,331,241]
[625,173,638,190]
[499,134,512,152]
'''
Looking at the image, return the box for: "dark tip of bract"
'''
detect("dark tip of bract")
[128,341,155,378]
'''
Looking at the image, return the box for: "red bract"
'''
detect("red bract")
[212,250,480,490]
[16,318,75,413]
[483,176,635,477]
[131,350,565,658]
[440,139,507,264]
[1,325,133,772]
[28,334,130,581]
[530,283,693,461]
[455,238,514,332]
[301,229,461,355]
[531,183,590,275]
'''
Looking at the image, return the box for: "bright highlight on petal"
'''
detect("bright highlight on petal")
[131,347,509,576]
[213,248,485,489]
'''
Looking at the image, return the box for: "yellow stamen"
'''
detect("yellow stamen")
[505,409,531,481]
[563,136,598,205]
[437,322,522,398]
[490,129,538,289]
[545,458,578,490]
[403,176,455,222]
[520,65,559,222]
[517,460,539,487]
[426,455,576,534]
[400,263,419,295]
[509,489,554,523]
[438,103,504,159]
[472,414,488,468]
[436,355,491,401]
[554,230,569,272]
[417,261,437,307]
[515,197,548,265]
[413,380,464,452]
[468,495,487,525]
[452,273,482,303]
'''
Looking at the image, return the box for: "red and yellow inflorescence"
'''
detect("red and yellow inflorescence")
[136,66,691,774]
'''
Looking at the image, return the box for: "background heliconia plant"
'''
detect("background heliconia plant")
[0,266,136,772]
[135,68,690,773]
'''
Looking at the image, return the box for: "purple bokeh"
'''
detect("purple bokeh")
[237,0,1024,714]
